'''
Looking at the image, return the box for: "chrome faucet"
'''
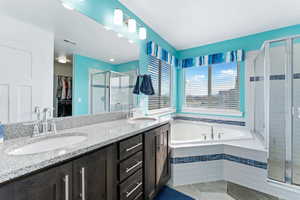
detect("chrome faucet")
[25,106,55,137]
[127,104,134,119]
[42,108,52,134]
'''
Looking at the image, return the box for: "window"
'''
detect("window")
[184,62,240,112]
[148,56,171,110]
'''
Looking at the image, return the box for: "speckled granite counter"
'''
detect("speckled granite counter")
[0,118,170,184]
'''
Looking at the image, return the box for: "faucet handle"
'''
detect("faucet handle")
[43,107,53,120]
[23,121,40,137]
[50,120,57,134]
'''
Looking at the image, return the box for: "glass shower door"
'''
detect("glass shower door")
[292,37,300,185]
[267,41,288,183]
[110,72,131,112]
[90,71,109,114]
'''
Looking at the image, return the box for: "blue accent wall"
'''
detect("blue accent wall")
[73,54,116,116]
[178,25,300,59]
[114,60,139,72]
[67,0,300,117]
[176,24,300,117]
[66,0,178,113]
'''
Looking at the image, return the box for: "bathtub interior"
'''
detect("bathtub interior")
[170,120,253,145]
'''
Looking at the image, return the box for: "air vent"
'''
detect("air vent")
[63,39,77,45]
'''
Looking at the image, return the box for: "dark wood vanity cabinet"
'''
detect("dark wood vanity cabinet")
[14,162,72,200]
[0,123,171,200]
[144,123,171,200]
[0,181,13,200]
[73,144,117,200]
[0,145,117,200]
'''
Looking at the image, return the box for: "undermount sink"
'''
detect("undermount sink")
[128,117,157,123]
[7,134,87,156]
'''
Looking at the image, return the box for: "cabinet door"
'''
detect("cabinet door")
[73,144,117,200]
[0,183,14,200]
[156,124,171,190]
[144,128,158,200]
[13,162,72,200]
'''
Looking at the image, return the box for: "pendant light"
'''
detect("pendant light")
[139,27,147,40]
[114,9,123,25]
[128,19,136,33]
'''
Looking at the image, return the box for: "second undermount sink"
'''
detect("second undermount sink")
[7,134,87,156]
[128,117,157,123]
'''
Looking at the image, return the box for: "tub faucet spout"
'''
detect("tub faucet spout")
[210,126,214,140]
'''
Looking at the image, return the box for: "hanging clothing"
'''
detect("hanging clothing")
[133,75,141,95]
[140,74,155,95]
[61,77,67,100]
[67,77,72,100]
[56,76,63,99]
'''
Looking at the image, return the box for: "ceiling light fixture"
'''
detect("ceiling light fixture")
[139,27,147,40]
[62,2,74,10]
[113,9,123,26]
[128,19,136,33]
[117,33,123,38]
[109,58,115,62]
[56,56,70,64]
[128,40,134,44]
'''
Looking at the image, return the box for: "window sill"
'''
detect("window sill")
[147,107,176,116]
[182,107,243,117]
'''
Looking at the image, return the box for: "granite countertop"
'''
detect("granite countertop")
[0,118,170,184]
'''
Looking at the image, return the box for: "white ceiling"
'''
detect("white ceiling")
[0,0,139,64]
[121,0,300,50]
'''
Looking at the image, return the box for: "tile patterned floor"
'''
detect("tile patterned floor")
[172,181,235,200]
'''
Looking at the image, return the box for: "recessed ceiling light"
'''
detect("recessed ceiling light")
[109,58,115,62]
[128,40,134,44]
[117,33,123,38]
[62,2,74,10]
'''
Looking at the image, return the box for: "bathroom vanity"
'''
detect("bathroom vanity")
[0,122,171,200]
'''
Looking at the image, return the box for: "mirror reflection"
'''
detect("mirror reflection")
[0,0,139,123]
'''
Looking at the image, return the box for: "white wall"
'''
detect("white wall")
[0,15,54,123]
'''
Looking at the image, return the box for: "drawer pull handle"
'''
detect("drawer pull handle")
[126,182,143,198]
[64,175,70,200]
[126,161,143,173]
[80,167,86,200]
[133,192,143,200]
[126,143,142,152]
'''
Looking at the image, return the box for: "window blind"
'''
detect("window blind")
[184,62,240,111]
[148,56,171,110]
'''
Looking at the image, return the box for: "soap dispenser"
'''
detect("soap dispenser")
[0,121,4,144]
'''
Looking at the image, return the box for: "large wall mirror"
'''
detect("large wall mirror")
[0,0,139,124]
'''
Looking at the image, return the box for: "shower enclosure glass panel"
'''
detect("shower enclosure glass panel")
[253,51,265,140]
[90,71,135,114]
[268,41,287,182]
[91,71,109,114]
[292,37,300,185]
[110,72,132,112]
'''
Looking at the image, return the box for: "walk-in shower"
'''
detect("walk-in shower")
[253,35,300,188]
[90,70,136,114]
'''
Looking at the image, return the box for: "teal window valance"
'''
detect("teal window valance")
[181,49,245,68]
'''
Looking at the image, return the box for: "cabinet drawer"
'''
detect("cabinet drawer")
[119,151,143,182]
[119,134,143,160]
[120,169,143,200]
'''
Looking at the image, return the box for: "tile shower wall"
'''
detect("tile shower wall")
[171,143,300,199]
